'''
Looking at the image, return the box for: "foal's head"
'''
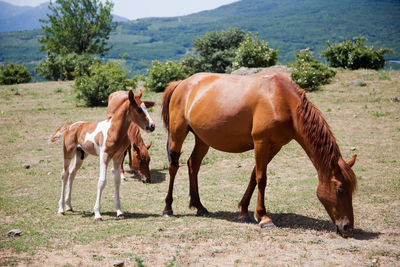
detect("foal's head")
[127,90,155,133]
[317,155,357,237]
[131,141,152,183]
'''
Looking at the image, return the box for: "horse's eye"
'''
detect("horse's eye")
[336,188,344,197]
[136,107,143,113]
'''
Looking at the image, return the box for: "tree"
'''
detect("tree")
[322,37,393,70]
[39,0,117,56]
[232,33,279,70]
[0,62,32,85]
[190,28,246,73]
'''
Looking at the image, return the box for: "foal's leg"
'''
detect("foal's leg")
[64,150,85,212]
[93,153,110,221]
[58,150,74,215]
[188,135,210,216]
[112,155,124,218]
[163,129,188,217]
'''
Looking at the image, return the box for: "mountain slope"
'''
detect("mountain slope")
[0,1,129,33]
[0,0,399,76]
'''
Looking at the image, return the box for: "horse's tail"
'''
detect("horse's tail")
[161,80,182,131]
[49,123,71,143]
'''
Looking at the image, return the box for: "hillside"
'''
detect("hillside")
[0,0,399,77]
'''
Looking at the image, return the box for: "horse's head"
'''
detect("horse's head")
[317,155,357,238]
[128,90,155,133]
[131,141,152,183]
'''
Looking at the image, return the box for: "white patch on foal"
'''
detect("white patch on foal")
[84,118,112,155]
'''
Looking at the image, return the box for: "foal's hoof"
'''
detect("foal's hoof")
[238,215,253,224]
[95,218,103,222]
[65,208,73,213]
[259,220,276,229]
[196,208,210,217]
[162,210,174,217]
[58,212,65,216]
[116,214,125,220]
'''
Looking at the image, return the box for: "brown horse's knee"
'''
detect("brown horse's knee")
[169,151,181,167]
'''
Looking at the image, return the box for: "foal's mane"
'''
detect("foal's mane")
[295,88,357,192]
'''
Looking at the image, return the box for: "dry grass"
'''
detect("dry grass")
[0,69,399,266]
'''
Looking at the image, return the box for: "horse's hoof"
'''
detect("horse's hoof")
[58,212,65,216]
[116,214,125,220]
[65,208,73,212]
[260,220,276,229]
[196,208,210,217]
[162,210,174,217]
[141,178,151,183]
[95,217,103,222]
[238,215,253,223]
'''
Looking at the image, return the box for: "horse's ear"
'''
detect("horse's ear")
[128,90,138,107]
[147,141,152,150]
[136,89,143,99]
[143,101,155,108]
[347,154,357,168]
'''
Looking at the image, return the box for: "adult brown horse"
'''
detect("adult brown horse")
[107,90,154,183]
[161,71,357,237]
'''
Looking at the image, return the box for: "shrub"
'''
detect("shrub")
[74,60,128,107]
[146,60,193,92]
[232,33,279,70]
[290,49,336,91]
[322,37,393,70]
[0,62,32,85]
[36,53,98,81]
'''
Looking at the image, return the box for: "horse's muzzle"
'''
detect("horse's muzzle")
[336,219,353,238]
[145,123,155,132]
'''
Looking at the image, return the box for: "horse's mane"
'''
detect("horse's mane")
[296,88,357,193]
[162,80,182,131]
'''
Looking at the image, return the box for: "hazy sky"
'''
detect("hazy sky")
[4,0,240,20]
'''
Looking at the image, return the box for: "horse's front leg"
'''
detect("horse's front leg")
[112,155,125,219]
[253,141,275,229]
[94,153,109,221]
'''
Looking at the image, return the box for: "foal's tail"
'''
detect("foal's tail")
[161,80,182,131]
[49,123,71,143]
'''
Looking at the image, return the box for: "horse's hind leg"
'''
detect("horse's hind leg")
[64,148,85,212]
[188,135,210,216]
[238,167,256,223]
[163,127,188,217]
[58,149,74,215]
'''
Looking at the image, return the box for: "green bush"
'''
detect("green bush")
[0,62,31,85]
[232,33,279,70]
[290,49,336,91]
[35,53,98,81]
[74,60,128,107]
[145,60,193,92]
[322,37,393,70]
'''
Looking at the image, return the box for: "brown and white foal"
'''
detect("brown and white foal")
[50,90,155,220]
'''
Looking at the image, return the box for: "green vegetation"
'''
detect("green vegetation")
[146,60,193,92]
[290,49,336,91]
[74,59,128,106]
[0,62,31,85]
[232,33,279,70]
[322,37,393,70]
[38,0,117,80]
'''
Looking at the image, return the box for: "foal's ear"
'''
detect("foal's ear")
[143,101,155,108]
[128,90,138,107]
[136,89,143,99]
[347,154,357,168]
[146,141,152,150]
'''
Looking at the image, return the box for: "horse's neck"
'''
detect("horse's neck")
[109,104,131,142]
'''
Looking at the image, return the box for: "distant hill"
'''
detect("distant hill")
[0,0,399,78]
[0,1,129,33]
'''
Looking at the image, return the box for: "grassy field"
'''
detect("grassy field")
[0,69,399,266]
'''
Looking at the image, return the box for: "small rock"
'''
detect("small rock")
[113,260,124,267]
[350,147,357,151]
[23,164,30,169]
[8,229,22,237]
